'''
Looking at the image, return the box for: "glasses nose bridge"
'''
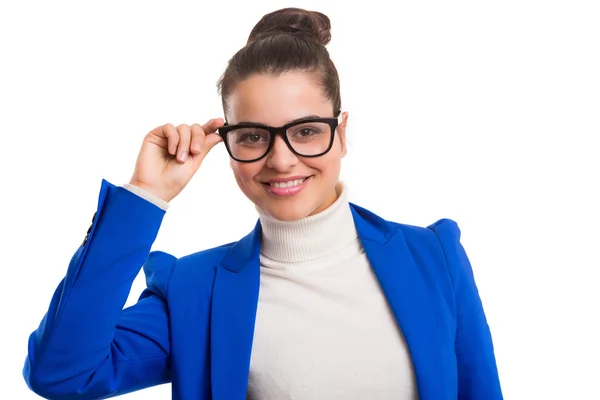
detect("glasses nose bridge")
[271,126,287,139]
[266,126,297,165]
[269,126,294,153]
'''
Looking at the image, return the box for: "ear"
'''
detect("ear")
[338,111,349,158]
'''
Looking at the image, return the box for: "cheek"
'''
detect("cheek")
[230,160,262,185]
[321,137,344,171]
[327,156,342,175]
[308,152,342,177]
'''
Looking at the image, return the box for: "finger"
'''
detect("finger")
[189,123,205,155]
[201,118,225,135]
[202,118,225,153]
[190,130,223,171]
[176,124,191,163]
[163,123,179,156]
[203,130,223,153]
[191,118,225,154]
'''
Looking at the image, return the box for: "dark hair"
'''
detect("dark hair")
[217,7,341,118]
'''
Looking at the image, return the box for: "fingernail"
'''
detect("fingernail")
[179,151,188,162]
[193,143,201,152]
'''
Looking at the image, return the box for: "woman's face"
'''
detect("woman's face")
[225,72,348,222]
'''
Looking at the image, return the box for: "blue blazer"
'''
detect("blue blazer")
[23,180,503,399]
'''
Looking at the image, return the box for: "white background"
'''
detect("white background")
[1,0,599,398]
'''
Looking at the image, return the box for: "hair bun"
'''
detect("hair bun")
[248,7,331,46]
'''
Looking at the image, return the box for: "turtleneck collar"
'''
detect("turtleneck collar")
[256,182,361,267]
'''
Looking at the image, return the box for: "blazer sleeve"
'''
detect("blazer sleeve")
[23,179,176,399]
[430,219,504,400]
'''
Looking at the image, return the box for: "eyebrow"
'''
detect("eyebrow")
[236,114,321,126]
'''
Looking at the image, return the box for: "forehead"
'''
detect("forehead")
[227,72,332,125]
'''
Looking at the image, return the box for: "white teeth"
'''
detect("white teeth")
[270,178,306,188]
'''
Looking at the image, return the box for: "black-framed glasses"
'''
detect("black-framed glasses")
[217,117,339,163]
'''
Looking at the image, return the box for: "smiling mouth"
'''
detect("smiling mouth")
[262,176,311,188]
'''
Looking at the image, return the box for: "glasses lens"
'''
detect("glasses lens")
[226,127,271,161]
[286,122,332,156]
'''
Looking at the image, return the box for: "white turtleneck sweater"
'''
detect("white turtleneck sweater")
[248,183,417,400]
[123,183,417,399]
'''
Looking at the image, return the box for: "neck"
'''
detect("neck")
[256,182,360,266]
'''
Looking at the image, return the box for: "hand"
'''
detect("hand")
[128,119,224,203]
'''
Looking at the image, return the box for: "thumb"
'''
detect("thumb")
[190,119,224,169]
[199,118,225,152]
[202,117,225,134]
[203,131,223,152]
[200,117,225,153]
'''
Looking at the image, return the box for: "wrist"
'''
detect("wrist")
[127,181,172,206]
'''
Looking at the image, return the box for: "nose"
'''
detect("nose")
[266,135,298,171]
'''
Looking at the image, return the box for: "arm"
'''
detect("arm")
[23,179,175,399]
[430,219,503,400]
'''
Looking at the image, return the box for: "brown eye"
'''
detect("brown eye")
[298,128,318,137]
[240,133,264,143]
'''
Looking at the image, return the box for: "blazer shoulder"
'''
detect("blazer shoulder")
[351,203,463,266]
[150,241,241,291]
[390,218,463,268]
[350,202,461,247]
[390,217,459,236]
[143,242,237,296]
[143,251,177,298]
[426,218,461,238]
[386,216,460,244]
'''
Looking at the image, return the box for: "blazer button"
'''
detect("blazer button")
[82,211,98,246]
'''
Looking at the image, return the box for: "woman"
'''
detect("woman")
[23,7,503,400]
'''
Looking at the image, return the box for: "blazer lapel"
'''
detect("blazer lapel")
[209,206,455,399]
[350,204,453,399]
[210,221,261,400]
